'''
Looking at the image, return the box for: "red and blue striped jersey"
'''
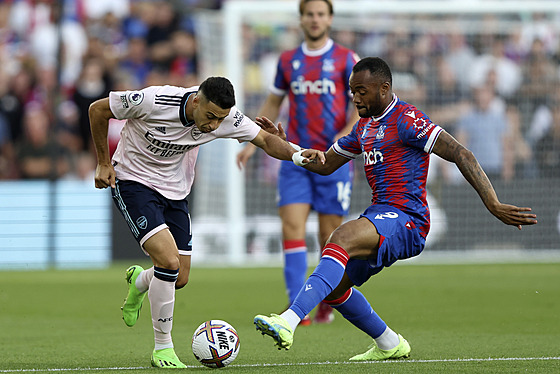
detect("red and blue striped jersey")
[271,39,359,151]
[333,95,443,238]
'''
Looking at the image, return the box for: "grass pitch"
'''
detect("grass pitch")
[0,262,558,373]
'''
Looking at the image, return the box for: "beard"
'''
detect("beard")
[303,28,329,43]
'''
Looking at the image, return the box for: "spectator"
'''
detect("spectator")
[519,38,558,117]
[535,100,560,178]
[55,100,84,153]
[455,84,514,182]
[72,57,112,152]
[0,112,16,179]
[145,1,179,70]
[386,32,426,106]
[443,30,477,94]
[168,30,198,87]
[16,103,70,180]
[119,37,153,87]
[469,34,522,99]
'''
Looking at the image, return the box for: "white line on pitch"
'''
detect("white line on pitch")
[1,357,559,372]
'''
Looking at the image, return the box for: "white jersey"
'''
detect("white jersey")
[109,85,260,200]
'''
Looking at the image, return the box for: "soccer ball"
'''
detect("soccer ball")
[191,320,240,368]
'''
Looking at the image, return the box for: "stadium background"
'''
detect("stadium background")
[0,0,559,269]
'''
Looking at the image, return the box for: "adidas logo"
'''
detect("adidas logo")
[156,359,177,367]
[156,126,166,134]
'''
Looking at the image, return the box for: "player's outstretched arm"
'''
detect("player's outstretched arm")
[250,128,325,166]
[89,98,117,189]
[432,130,537,230]
[237,116,287,170]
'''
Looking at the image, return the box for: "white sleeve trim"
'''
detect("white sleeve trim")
[269,85,287,96]
[424,125,443,153]
[333,142,361,159]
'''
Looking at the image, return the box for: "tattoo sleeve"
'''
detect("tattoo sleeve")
[432,131,499,210]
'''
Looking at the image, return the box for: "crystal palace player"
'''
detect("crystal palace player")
[237,0,359,325]
[254,57,537,360]
[89,77,323,368]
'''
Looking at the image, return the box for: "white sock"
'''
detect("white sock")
[149,277,175,350]
[135,267,154,293]
[374,326,400,350]
[280,309,300,332]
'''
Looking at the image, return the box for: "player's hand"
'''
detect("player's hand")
[236,144,257,170]
[489,203,537,230]
[255,116,286,141]
[300,149,326,165]
[94,164,116,189]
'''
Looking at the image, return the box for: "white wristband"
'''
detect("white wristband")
[292,149,309,167]
[288,142,302,151]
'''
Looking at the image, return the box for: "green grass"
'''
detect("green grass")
[0,262,559,373]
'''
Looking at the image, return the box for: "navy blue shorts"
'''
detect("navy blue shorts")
[277,160,352,215]
[346,204,425,286]
[111,179,192,255]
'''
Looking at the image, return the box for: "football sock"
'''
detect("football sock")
[136,266,154,293]
[329,288,391,344]
[290,244,349,322]
[283,240,308,304]
[374,326,400,350]
[150,266,179,351]
[280,309,301,332]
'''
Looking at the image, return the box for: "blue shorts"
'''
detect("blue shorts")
[346,204,425,286]
[111,179,192,255]
[277,160,352,216]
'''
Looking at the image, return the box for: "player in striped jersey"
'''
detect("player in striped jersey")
[89,76,324,368]
[237,0,359,325]
[254,57,537,360]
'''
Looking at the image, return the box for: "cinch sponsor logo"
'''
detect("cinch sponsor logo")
[363,148,383,165]
[291,76,336,95]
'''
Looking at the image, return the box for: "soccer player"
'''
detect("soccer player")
[253,57,538,360]
[89,76,324,368]
[236,0,359,325]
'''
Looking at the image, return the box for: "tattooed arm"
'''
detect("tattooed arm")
[432,130,537,229]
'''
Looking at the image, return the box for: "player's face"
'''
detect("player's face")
[349,70,390,118]
[192,94,231,133]
[300,1,333,42]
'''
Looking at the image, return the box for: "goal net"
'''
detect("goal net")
[191,1,560,265]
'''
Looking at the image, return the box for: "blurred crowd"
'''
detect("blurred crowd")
[1,1,559,183]
[0,0,221,180]
[242,11,560,183]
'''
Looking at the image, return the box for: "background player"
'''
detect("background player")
[237,0,359,325]
[89,76,323,368]
[253,57,537,360]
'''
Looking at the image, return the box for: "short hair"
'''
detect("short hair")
[198,76,236,109]
[352,57,393,85]
[299,0,333,15]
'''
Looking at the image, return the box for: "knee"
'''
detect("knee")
[326,230,354,254]
[175,272,189,289]
[157,254,181,271]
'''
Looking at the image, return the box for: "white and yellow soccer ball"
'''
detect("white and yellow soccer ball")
[191,320,240,368]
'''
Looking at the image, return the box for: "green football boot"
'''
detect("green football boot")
[349,334,411,361]
[254,314,294,350]
[151,348,187,369]
[121,265,146,327]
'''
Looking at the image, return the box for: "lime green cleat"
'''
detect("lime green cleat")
[349,334,410,361]
[151,348,187,369]
[121,265,146,327]
[254,314,293,350]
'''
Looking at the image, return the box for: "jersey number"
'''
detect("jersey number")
[374,212,399,219]
[336,182,351,211]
